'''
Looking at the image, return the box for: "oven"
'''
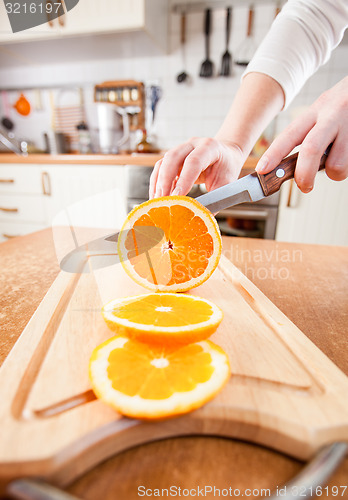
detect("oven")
[126,166,279,240]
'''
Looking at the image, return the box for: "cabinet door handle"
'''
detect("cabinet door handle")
[0,178,15,183]
[46,0,54,27]
[41,171,51,196]
[0,207,18,213]
[58,0,66,26]
[2,233,19,239]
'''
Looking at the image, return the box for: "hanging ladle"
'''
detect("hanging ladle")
[177,13,190,83]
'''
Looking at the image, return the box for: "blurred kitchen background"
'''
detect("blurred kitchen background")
[0,0,347,245]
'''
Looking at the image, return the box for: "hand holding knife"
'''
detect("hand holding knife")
[60,146,331,273]
[195,144,332,214]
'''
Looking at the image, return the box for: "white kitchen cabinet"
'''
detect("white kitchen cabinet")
[61,0,145,36]
[42,164,128,223]
[0,163,128,242]
[0,164,46,241]
[0,165,43,194]
[0,1,60,42]
[0,0,168,50]
[276,171,348,245]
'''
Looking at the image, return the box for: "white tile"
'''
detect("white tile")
[327,70,347,88]
[330,45,348,71]
[184,118,206,138]
[204,118,224,137]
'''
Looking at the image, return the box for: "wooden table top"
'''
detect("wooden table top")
[0,230,347,499]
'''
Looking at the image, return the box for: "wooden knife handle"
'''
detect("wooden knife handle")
[257,145,332,197]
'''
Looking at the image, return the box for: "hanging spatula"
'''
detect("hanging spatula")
[199,9,214,78]
[220,7,233,76]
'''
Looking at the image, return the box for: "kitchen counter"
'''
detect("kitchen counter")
[0,153,164,166]
[0,153,259,169]
[0,230,347,498]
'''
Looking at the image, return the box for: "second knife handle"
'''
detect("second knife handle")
[257,147,331,197]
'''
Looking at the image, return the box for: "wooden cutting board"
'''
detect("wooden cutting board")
[1,254,348,491]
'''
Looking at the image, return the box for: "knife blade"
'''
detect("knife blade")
[60,226,164,273]
[196,145,332,214]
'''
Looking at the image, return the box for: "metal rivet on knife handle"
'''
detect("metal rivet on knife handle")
[257,145,332,197]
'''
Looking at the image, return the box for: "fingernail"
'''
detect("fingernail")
[172,186,182,196]
[256,156,269,173]
[155,188,163,198]
[302,186,313,193]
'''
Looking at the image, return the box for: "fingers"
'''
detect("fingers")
[149,159,162,199]
[325,134,348,181]
[256,111,316,175]
[294,125,337,192]
[150,138,228,198]
[154,142,195,197]
[172,138,222,195]
[255,113,341,192]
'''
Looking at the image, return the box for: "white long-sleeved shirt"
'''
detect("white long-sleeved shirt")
[244,0,348,108]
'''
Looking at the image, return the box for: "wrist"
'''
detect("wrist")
[214,136,249,162]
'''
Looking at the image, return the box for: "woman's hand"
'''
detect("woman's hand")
[256,76,348,192]
[149,138,246,198]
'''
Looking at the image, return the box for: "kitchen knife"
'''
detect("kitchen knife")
[196,145,332,214]
[59,226,164,273]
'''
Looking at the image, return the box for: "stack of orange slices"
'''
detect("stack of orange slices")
[89,196,230,420]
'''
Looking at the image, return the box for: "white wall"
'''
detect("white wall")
[0,3,347,152]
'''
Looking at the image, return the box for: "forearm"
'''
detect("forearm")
[215,72,285,160]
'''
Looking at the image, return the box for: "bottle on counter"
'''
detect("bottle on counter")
[76,121,92,154]
[135,129,159,154]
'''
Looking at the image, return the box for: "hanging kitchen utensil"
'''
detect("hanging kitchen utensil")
[13,93,31,116]
[177,12,190,83]
[1,91,14,131]
[199,9,214,78]
[220,7,233,77]
[235,6,257,66]
[149,85,162,125]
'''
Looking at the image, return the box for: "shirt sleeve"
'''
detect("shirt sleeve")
[243,0,348,109]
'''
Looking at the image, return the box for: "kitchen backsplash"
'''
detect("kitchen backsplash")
[0,2,347,152]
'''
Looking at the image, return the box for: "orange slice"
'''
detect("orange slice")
[89,335,230,420]
[117,196,222,292]
[102,293,223,345]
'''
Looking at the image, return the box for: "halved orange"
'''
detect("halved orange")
[102,293,223,345]
[89,335,230,420]
[117,196,222,292]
